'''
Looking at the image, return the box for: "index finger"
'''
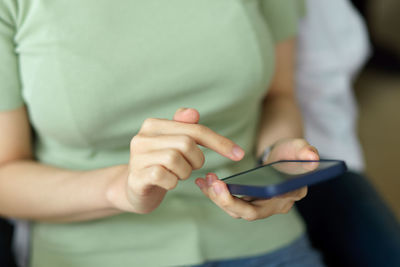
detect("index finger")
[140,118,245,161]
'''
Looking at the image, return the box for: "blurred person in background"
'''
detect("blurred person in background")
[295,0,400,266]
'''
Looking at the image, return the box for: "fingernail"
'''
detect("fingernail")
[213,183,223,195]
[206,175,213,186]
[307,152,318,160]
[308,148,317,154]
[195,179,204,189]
[183,109,193,115]
[232,145,245,160]
[177,107,188,113]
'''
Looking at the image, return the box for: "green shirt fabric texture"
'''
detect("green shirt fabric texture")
[0,0,305,266]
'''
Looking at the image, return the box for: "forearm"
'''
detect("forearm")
[256,94,303,158]
[256,38,304,157]
[0,160,125,222]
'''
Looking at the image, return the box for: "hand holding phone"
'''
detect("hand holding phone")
[195,138,338,221]
[222,160,347,198]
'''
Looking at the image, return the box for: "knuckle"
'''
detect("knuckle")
[243,208,258,221]
[165,150,180,165]
[166,179,179,190]
[141,118,158,131]
[150,165,164,180]
[180,135,195,152]
[130,135,142,150]
[180,168,192,180]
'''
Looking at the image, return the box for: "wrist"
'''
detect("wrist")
[257,143,276,166]
[104,164,132,212]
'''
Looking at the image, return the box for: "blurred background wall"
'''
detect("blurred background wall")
[351,0,400,219]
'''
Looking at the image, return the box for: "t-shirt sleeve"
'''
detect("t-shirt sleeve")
[0,1,24,111]
[260,0,305,43]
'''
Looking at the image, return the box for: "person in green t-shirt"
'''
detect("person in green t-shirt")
[0,1,324,266]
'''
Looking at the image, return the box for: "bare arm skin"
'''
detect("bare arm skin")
[0,107,124,222]
[0,106,245,222]
[256,38,304,157]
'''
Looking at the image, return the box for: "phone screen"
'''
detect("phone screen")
[221,160,339,187]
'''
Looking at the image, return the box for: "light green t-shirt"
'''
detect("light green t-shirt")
[0,0,305,266]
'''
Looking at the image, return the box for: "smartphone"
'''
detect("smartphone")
[221,160,347,198]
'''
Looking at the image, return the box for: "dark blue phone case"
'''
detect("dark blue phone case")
[222,160,347,198]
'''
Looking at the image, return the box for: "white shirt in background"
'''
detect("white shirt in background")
[296,0,370,172]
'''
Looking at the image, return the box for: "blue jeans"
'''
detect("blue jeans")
[0,218,17,267]
[191,234,324,267]
[296,171,400,267]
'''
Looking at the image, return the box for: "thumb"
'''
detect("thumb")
[173,108,200,124]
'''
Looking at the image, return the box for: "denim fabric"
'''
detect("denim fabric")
[296,171,400,267]
[191,234,324,267]
[0,218,17,267]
